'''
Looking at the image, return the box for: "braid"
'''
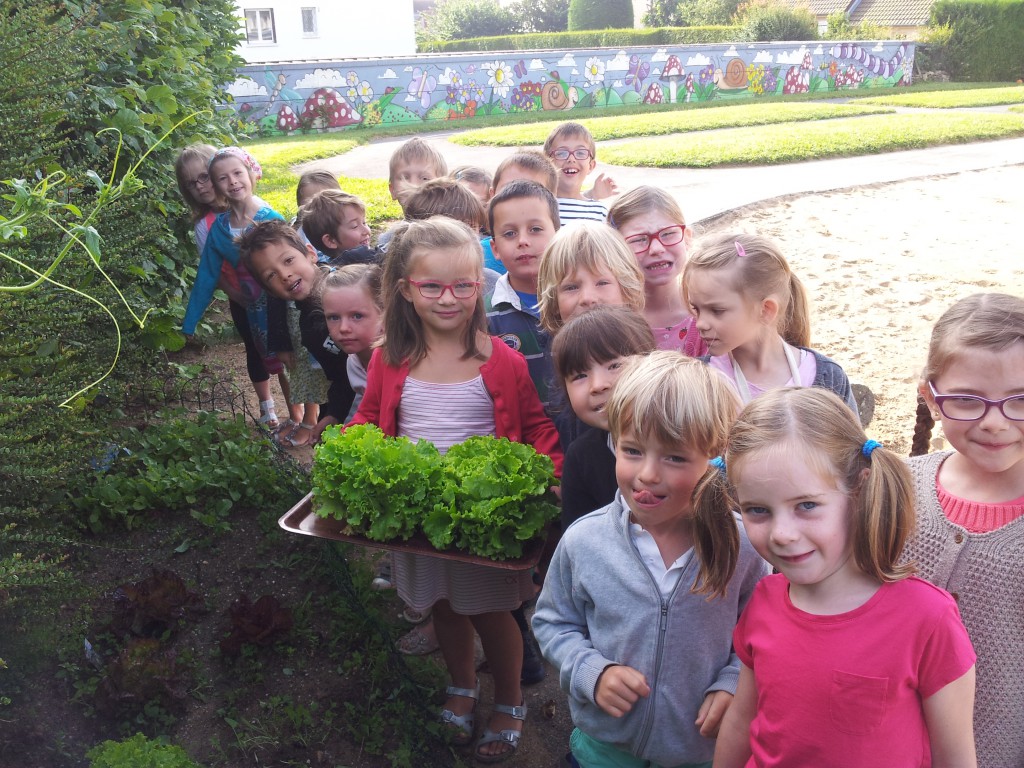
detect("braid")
[910,394,934,457]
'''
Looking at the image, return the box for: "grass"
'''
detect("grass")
[1011,105,1024,114]
[451,102,895,146]
[854,84,1024,109]
[599,112,1024,167]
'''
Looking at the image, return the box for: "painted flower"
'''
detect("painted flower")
[450,71,462,88]
[346,71,359,87]
[484,60,514,98]
[356,81,373,103]
[829,61,839,78]
[747,63,765,95]
[763,69,778,94]
[471,80,486,101]
[446,85,459,105]
[511,87,534,110]
[584,56,606,86]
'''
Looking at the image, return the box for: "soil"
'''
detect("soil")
[3,165,1019,768]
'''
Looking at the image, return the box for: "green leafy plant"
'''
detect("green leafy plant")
[734,0,817,41]
[87,732,204,768]
[568,0,633,29]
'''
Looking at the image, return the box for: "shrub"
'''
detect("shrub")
[87,733,204,768]
[417,0,518,43]
[927,0,1024,81]
[823,10,889,39]
[735,0,818,40]
[568,0,634,30]
[646,0,743,26]
[510,0,571,31]
[422,25,744,51]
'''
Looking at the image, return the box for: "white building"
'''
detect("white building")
[236,1,417,62]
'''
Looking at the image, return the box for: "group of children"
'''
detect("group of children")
[174,122,1022,768]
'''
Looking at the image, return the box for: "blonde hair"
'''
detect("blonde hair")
[174,143,218,221]
[911,292,1024,456]
[492,150,558,195]
[607,352,742,598]
[388,137,447,183]
[543,121,596,158]
[683,232,811,348]
[537,222,646,334]
[300,190,367,255]
[607,186,687,231]
[720,387,915,583]
[318,263,383,313]
[381,218,488,367]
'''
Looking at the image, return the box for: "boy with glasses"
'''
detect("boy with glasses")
[543,122,612,223]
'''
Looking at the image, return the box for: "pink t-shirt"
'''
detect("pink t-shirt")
[708,347,815,400]
[734,574,975,768]
[650,315,708,357]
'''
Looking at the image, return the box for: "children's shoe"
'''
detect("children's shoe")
[371,554,392,590]
[474,700,526,764]
[440,679,479,746]
[520,629,546,686]
[258,399,279,430]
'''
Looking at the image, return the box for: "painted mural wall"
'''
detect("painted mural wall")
[227,41,914,135]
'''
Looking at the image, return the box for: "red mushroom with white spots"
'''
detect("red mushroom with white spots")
[300,88,362,130]
[276,105,299,132]
[659,55,684,103]
[643,83,664,104]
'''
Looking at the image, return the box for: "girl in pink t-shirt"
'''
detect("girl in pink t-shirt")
[707,387,977,768]
[682,233,858,417]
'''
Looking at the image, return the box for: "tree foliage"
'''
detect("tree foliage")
[645,0,741,26]
[734,0,818,40]
[568,0,634,30]
[510,0,571,31]
[417,0,518,43]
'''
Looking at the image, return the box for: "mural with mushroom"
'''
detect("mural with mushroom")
[228,41,913,133]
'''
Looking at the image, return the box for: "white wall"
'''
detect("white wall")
[236,1,417,62]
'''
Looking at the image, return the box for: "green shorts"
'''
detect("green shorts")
[569,727,713,768]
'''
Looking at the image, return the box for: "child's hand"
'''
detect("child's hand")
[277,351,295,371]
[695,690,733,738]
[595,664,650,717]
[588,173,619,201]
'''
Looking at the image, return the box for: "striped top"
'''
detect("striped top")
[557,196,608,223]
[397,375,495,454]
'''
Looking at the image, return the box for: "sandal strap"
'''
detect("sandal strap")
[445,680,480,700]
[492,702,527,720]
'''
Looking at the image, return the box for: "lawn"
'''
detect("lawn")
[599,112,1024,167]
[854,84,1024,108]
[451,102,895,147]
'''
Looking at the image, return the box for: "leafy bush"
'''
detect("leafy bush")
[645,0,743,26]
[510,0,570,31]
[568,0,634,29]
[823,10,888,39]
[417,0,518,43]
[87,733,204,768]
[735,0,818,40]
[927,0,1024,80]
[422,25,744,51]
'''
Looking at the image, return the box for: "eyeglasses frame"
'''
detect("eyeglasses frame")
[549,148,593,162]
[406,279,482,300]
[623,224,687,255]
[927,381,1024,422]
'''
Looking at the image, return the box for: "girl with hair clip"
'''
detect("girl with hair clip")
[348,217,562,764]
[537,220,646,336]
[713,387,977,768]
[903,292,1024,768]
[608,186,707,357]
[534,351,769,768]
[180,145,295,430]
[683,232,858,417]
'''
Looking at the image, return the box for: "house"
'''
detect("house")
[236,0,417,62]
[782,0,935,38]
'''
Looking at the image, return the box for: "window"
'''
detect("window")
[244,8,276,44]
[301,7,318,37]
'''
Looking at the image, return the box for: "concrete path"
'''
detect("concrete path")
[304,111,1024,224]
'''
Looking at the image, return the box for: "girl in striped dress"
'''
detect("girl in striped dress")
[349,217,562,763]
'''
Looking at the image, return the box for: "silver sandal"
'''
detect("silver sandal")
[440,679,479,746]
[474,700,526,764]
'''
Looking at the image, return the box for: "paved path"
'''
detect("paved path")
[304,108,1024,224]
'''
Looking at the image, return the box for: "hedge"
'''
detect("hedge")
[421,25,745,52]
[928,0,1024,80]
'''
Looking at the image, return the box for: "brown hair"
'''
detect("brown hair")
[381,218,488,367]
[174,143,219,221]
[403,178,487,232]
[607,186,687,231]
[552,305,656,389]
[451,165,492,190]
[537,221,646,334]
[487,179,561,235]
[911,292,1024,456]
[683,232,811,348]
[295,170,340,207]
[388,137,448,183]
[492,150,558,195]
[716,387,915,583]
[317,262,384,313]
[607,351,742,598]
[543,121,597,158]
[237,219,309,287]
[300,190,367,256]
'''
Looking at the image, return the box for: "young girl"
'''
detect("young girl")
[534,351,768,768]
[551,305,656,529]
[905,292,1024,768]
[712,387,977,768]
[608,186,707,357]
[537,220,646,336]
[683,232,858,416]
[181,146,295,430]
[349,217,563,763]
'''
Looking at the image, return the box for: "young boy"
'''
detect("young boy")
[387,136,448,208]
[486,179,560,409]
[533,353,769,768]
[491,150,559,197]
[300,190,379,266]
[543,121,611,223]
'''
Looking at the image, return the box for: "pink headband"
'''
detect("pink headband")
[209,146,262,181]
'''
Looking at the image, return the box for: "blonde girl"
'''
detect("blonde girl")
[683,232,857,416]
[537,221,645,335]
[179,145,293,430]
[534,352,769,768]
[712,387,977,768]
[349,217,562,763]
[904,292,1024,768]
[608,186,707,356]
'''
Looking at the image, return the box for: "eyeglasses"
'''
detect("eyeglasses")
[407,279,481,300]
[928,381,1024,421]
[623,225,686,254]
[549,148,592,162]
[187,172,211,189]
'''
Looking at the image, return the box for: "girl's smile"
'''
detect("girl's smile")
[565,357,626,431]
[400,248,482,335]
[212,156,254,203]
